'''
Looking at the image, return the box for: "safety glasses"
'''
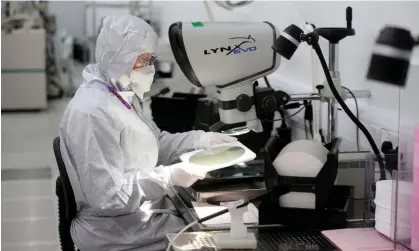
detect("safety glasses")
[137,54,156,67]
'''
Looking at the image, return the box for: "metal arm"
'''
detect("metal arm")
[290,89,371,102]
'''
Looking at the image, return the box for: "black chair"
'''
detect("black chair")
[53,137,79,251]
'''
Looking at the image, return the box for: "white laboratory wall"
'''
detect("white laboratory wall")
[49,1,86,38]
[154,1,419,150]
[49,1,132,38]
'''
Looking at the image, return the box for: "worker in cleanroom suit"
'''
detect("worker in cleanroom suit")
[59,15,237,251]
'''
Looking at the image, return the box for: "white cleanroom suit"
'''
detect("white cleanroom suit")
[59,15,236,251]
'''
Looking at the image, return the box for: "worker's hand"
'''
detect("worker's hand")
[196,132,238,150]
[168,163,203,187]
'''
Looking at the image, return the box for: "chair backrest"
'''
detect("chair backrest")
[53,137,77,221]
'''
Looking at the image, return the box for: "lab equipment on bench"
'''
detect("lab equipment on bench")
[273,6,387,181]
[260,7,360,224]
[166,190,312,251]
[168,18,370,142]
[272,7,354,145]
[191,201,259,227]
[272,139,330,209]
[166,8,380,251]
[259,135,353,229]
[166,198,258,251]
[166,228,337,251]
[213,200,257,250]
[167,6,359,227]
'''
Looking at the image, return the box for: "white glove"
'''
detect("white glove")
[195,132,238,150]
[168,162,203,187]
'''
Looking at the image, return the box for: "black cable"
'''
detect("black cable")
[261,104,306,122]
[278,109,287,128]
[307,101,314,139]
[304,101,314,139]
[311,41,386,180]
[264,76,272,88]
[342,86,360,151]
[303,100,309,139]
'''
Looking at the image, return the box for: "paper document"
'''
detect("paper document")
[192,201,259,227]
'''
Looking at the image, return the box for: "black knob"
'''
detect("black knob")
[316,85,324,93]
[262,96,277,113]
[346,7,352,29]
[381,141,393,154]
[236,94,253,112]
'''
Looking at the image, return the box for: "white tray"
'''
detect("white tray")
[179,141,256,178]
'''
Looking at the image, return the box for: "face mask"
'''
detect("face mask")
[118,66,155,99]
[130,65,155,99]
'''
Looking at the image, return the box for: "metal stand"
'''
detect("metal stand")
[327,43,339,142]
[288,8,362,144]
[289,87,371,144]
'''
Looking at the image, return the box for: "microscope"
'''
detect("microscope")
[164,8,419,251]
[168,6,383,229]
[168,10,370,144]
[169,21,282,135]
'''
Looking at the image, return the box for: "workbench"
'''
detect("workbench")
[167,183,370,250]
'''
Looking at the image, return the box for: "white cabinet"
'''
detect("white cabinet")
[1,29,47,110]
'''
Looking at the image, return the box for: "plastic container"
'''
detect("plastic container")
[375,203,411,224]
[375,217,411,241]
[374,179,413,241]
[375,180,413,208]
[390,170,416,251]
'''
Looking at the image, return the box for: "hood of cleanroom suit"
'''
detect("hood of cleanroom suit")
[96,15,157,80]
[59,15,205,251]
